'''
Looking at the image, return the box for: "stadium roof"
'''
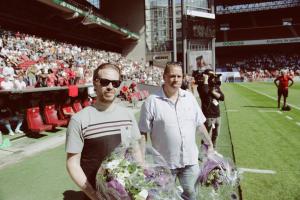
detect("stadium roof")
[0,0,139,52]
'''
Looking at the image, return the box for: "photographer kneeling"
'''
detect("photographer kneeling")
[196,70,224,148]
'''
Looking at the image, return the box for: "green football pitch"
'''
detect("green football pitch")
[222,82,300,200]
[0,82,299,200]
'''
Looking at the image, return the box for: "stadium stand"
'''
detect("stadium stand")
[0,28,163,89]
[215,0,300,81]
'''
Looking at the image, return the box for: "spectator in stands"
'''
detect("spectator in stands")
[1,28,165,89]
[46,69,57,87]
[14,74,27,90]
[274,70,294,109]
[139,62,213,200]
[66,63,142,200]
[83,68,93,84]
[26,65,38,87]
[0,76,14,90]
[36,68,48,87]
[0,97,24,135]
[56,68,68,86]
[66,65,76,85]
[219,53,300,80]
[2,60,15,78]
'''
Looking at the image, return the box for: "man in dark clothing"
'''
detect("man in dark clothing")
[0,97,24,136]
[198,72,224,148]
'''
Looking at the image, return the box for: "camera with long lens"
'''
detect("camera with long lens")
[192,69,222,87]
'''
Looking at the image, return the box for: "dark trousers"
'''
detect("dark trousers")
[204,117,221,148]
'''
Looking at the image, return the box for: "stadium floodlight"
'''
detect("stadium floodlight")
[282,18,293,26]
[220,24,230,31]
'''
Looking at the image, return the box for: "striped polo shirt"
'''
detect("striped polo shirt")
[66,103,141,188]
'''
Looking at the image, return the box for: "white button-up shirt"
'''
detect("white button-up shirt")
[139,88,206,169]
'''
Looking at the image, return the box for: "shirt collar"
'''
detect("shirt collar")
[157,86,186,100]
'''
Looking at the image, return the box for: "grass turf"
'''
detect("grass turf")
[222,82,300,200]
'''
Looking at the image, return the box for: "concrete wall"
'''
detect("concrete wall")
[101,0,146,64]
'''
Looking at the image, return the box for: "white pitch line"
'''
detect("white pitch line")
[286,116,293,120]
[239,84,300,111]
[258,110,278,113]
[296,122,300,126]
[238,168,276,174]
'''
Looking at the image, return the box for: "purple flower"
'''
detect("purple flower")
[198,160,221,185]
[144,168,155,178]
[107,179,130,197]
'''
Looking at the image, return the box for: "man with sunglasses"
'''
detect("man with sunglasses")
[66,63,142,200]
[139,62,214,200]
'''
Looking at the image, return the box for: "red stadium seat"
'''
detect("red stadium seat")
[26,107,53,133]
[73,101,83,113]
[44,105,68,127]
[82,98,92,107]
[58,105,75,122]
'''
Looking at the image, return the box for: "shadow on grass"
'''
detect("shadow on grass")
[25,132,48,139]
[63,190,86,200]
[24,127,63,139]
[48,128,63,133]
[242,105,277,108]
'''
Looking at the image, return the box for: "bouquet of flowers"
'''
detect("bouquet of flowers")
[96,140,181,200]
[196,150,240,200]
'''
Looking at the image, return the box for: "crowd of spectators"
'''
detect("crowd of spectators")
[219,54,300,81]
[0,29,163,91]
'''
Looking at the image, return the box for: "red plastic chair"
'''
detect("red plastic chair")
[73,101,83,113]
[44,105,68,127]
[26,107,53,133]
[82,98,92,107]
[58,105,75,122]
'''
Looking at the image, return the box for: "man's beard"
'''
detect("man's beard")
[99,92,116,104]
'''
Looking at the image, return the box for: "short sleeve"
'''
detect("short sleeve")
[192,95,206,126]
[138,99,153,133]
[65,118,84,153]
[129,111,142,141]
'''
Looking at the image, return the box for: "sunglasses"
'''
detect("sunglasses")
[96,78,121,88]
